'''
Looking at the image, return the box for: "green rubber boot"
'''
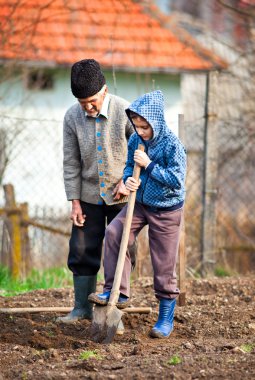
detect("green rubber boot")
[56,275,97,323]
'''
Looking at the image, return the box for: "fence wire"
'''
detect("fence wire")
[0,82,255,276]
[0,116,71,273]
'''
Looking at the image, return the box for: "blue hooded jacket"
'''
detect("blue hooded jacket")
[124,90,186,209]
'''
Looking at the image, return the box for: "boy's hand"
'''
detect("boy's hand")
[125,177,141,192]
[112,179,130,200]
[134,150,151,168]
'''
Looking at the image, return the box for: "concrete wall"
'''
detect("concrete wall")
[0,68,181,210]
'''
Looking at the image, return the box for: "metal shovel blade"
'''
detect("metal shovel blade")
[102,305,123,344]
[90,304,123,343]
[90,305,107,342]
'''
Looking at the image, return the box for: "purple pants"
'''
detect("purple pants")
[103,202,183,300]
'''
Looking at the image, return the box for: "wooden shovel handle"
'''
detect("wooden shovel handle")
[109,144,145,306]
[0,306,152,314]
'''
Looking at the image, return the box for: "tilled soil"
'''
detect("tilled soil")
[0,276,255,380]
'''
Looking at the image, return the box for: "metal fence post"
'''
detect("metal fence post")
[201,71,219,276]
[178,114,186,306]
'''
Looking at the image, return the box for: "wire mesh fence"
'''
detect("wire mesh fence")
[0,115,71,276]
[0,71,254,277]
[183,115,255,274]
[216,118,255,273]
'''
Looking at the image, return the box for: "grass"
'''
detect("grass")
[240,343,255,353]
[79,350,102,360]
[214,266,232,277]
[0,265,73,296]
[167,355,182,365]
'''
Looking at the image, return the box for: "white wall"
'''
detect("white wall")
[105,71,182,135]
[0,68,182,210]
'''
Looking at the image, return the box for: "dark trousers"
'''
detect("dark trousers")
[68,201,126,276]
[103,202,183,300]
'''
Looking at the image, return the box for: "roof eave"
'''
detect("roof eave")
[102,65,225,74]
[0,58,225,74]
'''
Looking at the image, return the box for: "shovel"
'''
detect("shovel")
[91,144,145,344]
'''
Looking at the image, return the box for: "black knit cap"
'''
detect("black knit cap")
[71,59,106,99]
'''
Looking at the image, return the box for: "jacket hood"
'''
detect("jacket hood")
[126,90,167,143]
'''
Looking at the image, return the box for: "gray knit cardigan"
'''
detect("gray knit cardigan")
[63,94,134,205]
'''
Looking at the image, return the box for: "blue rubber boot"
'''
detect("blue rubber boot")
[88,291,129,309]
[150,298,176,338]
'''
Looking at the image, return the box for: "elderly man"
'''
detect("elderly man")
[57,59,134,323]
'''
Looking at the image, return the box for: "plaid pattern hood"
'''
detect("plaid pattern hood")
[126,90,167,145]
[124,90,186,208]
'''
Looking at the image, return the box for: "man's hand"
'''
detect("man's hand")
[125,177,141,192]
[134,149,151,168]
[70,199,86,226]
[112,179,130,200]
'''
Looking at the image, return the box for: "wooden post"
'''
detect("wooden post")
[20,202,31,276]
[201,72,219,276]
[3,184,22,279]
[178,114,186,306]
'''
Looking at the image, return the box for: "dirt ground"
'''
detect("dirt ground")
[0,275,255,380]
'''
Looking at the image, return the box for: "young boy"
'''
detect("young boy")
[89,90,186,338]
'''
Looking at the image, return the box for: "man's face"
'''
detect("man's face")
[78,85,107,117]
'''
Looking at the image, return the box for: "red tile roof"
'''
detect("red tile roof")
[0,0,227,72]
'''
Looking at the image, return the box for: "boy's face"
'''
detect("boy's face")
[78,85,107,117]
[131,116,153,140]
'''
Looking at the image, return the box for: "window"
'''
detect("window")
[26,70,54,90]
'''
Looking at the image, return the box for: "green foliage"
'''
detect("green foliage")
[96,272,104,282]
[0,265,73,296]
[240,343,255,353]
[21,372,27,380]
[46,329,55,337]
[167,355,182,365]
[0,265,9,283]
[79,350,102,360]
[214,266,231,277]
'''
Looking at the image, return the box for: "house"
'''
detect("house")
[0,0,232,274]
[0,0,227,210]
